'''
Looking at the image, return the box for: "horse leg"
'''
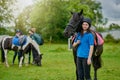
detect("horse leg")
[19,56,24,67]
[94,68,97,80]
[12,51,17,65]
[28,50,31,64]
[72,47,78,80]
[1,47,5,62]
[24,53,29,66]
[93,55,102,80]
[4,50,9,67]
[19,50,24,67]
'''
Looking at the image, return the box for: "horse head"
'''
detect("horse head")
[27,36,43,66]
[64,9,84,38]
[34,54,43,66]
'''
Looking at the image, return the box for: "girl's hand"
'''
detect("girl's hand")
[77,40,80,44]
[72,40,80,47]
[87,58,91,65]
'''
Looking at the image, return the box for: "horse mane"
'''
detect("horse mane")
[22,36,41,55]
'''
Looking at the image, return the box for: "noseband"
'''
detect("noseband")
[67,18,83,32]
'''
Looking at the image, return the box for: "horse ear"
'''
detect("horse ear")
[70,11,73,14]
[78,9,83,16]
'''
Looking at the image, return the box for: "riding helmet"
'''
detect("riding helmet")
[82,17,92,27]
[16,29,23,35]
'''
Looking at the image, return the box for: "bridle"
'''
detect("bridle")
[67,16,83,32]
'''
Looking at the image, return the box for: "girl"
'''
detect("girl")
[73,18,94,80]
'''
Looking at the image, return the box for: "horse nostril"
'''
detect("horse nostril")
[37,63,41,66]
[65,32,68,35]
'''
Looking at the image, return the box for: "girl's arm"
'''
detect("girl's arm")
[72,40,80,47]
[87,45,94,65]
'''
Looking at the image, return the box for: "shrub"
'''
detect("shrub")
[105,34,120,43]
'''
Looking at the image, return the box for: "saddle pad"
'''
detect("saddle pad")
[95,32,104,45]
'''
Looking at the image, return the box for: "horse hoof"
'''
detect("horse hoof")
[19,65,22,68]
[6,65,9,67]
[25,64,28,66]
[94,78,97,80]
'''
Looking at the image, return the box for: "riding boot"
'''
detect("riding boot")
[12,55,16,64]
[12,52,17,64]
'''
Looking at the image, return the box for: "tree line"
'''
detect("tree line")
[0,0,108,42]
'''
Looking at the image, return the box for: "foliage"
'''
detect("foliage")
[15,5,33,34]
[0,43,120,80]
[105,34,120,43]
[105,34,114,42]
[30,0,69,42]
[109,23,120,30]
[0,27,14,35]
[68,0,105,25]
[0,27,7,35]
[0,0,104,42]
[0,0,15,27]
[29,0,104,42]
[96,27,106,32]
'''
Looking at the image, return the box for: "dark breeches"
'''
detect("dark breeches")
[12,51,22,64]
[72,45,103,80]
[77,57,91,80]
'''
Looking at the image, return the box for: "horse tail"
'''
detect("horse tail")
[92,45,103,70]
[1,46,5,62]
[1,39,5,62]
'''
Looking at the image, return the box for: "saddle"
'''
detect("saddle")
[12,35,27,49]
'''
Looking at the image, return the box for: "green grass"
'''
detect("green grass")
[0,43,120,80]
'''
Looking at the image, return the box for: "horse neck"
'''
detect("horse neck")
[26,36,41,55]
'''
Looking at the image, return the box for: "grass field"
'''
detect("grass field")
[0,43,120,80]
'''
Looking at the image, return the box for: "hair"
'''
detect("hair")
[16,29,23,35]
[79,17,92,36]
[29,28,36,33]
[80,22,91,36]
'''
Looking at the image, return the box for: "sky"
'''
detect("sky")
[14,0,33,17]
[15,0,120,27]
[96,0,120,26]
[16,0,33,11]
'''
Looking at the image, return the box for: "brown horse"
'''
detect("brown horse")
[1,36,43,67]
[64,10,103,80]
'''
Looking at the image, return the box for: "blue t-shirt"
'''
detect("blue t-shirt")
[12,36,27,46]
[12,36,21,46]
[74,32,94,58]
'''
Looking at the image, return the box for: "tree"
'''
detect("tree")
[30,0,69,42]
[15,5,33,34]
[0,0,15,27]
[109,23,120,30]
[29,0,104,42]
[67,0,106,26]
